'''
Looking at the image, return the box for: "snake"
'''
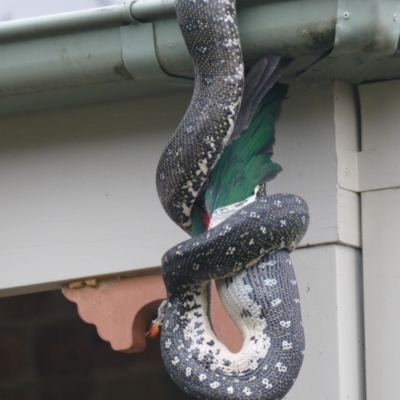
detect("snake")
[155,0,310,399]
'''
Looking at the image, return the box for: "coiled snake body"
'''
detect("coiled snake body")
[156,0,310,398]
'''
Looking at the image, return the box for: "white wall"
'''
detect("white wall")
[0,91,191,296]
[0,79,360,296]
[359,80,400,400]
[0,79,366,399]
[286,245,364,400]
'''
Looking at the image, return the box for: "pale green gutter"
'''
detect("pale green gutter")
[0,3,137,41]
[0,0,399,116]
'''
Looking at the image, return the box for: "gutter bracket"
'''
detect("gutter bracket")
[301,0,400,84]
[123,0,139,24]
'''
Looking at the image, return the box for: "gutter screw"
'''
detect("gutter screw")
[343,11,350,20]
[394,13,398,21]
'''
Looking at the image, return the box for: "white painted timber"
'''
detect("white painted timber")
[362,188,400,399]
[334,80,361,193]
[269,80,337,246]
[337,149,359,192]
[1,79,360,295]
[338,79,400,193]
[332,80,361,247]
[284,245,365,400]
[359,80,400,192]
[270,79,361,248]
[360,79,400,151]
[359,79,400,399]
[334,80,360,153]
[337,146,400,193]
[0,92,192,296]
[337,187,361,247]
[358,146,400,192]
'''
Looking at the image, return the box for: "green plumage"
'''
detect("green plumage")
[191,83,289,237]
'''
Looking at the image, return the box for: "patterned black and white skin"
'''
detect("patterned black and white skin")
[155,0,310,399]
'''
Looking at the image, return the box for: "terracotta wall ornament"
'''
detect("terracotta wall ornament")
[63,274,242,354]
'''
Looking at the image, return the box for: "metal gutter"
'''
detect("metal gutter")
[0,0,284,42]
[0,3,137,42]
[151,0,338,80]
[1,0,400,116]
[300,0,400,83]
[0,0,338,116]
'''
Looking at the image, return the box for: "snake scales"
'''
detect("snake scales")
[155,0,310,398]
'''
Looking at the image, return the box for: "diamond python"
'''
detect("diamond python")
[155,0,310,398]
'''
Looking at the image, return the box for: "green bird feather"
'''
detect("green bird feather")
[191,57,290,237]
[205,82,288,213]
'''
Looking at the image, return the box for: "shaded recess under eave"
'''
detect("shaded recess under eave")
[0,0,399,116]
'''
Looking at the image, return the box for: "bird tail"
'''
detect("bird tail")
[227,55,291,145]
[191,56,290,236]
[205,55,290,216]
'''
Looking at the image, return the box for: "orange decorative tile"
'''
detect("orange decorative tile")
[63,274,242,353]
